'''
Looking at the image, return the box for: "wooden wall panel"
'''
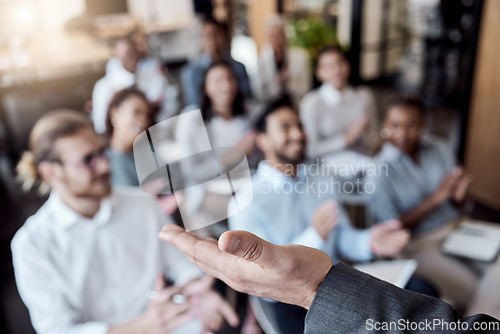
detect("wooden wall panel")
[465,0,500,210]
[247,0,277,52]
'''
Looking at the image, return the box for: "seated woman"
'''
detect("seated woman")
[369,93,500,318]
[179,61,256,151]
[175,60,258,232]
[105,88,156,187]
[299,46,379,165]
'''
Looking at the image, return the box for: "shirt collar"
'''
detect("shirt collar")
[318,84,353,107]
[107,63,135,88]
[379,140,432,164]
[255,161,307,187]
[48,192,114,231]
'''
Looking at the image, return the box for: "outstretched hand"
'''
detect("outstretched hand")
[159,225,333,310]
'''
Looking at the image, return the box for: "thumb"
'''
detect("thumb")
[153,272,166,291]
[218,230,275,264]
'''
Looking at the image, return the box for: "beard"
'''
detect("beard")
[275,149,305,166]
[62,172,112,200]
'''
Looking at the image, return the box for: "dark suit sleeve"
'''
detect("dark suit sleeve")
[305,263,500,333]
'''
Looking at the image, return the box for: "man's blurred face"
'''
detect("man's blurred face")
[50,128,111,200]
[258,107,306,166]
[384,105,424,155]
[201,22,226,59]
[115,39,139,73]
[267,25,287,52]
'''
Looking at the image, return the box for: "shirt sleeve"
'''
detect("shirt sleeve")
[335,206,374,262]
[228,199,325,250]
[91,79,112,134]
[367,173,400,223]
[180,65,197,107]
[433,139,457,171]
[11,230,109,334]
[154,204,203,285]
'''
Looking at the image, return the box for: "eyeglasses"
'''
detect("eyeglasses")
[53,147,107,171]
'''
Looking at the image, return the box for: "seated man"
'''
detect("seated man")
[300,45,379,159]
[181,17,252,107]
[12,110,238,334]
[228,98,410,334]
[369,93,500,318]
[92,35,178,134]
[258,15,311,106]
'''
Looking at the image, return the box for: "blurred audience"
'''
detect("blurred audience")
[181,17,252,107]
[228,98,410,333]
[300,46,379,161]
[11,110,238,334]
[92,34,178,134]
[369,93,500,317]
[6,9,500,334]
[257,15,311,106]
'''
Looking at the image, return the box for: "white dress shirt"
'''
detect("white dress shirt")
[11,187,202,334]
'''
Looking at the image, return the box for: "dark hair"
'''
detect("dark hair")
[202,16,229,35]
[104,87,154,138]
[384,92,425,119]
[316,45,348,68]
[200,60,245,122]
[255,95,295,133]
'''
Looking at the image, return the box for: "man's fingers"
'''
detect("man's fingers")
[153,273,166,291]
[159,225,232,279]
[217,298,240,327]
[158,285,183,302]
[163,309,192,332]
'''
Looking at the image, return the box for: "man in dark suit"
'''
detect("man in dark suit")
[160,224,500,333]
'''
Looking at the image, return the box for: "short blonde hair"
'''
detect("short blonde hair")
[16,109,93,194]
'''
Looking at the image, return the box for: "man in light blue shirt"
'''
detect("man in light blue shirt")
[366,93,500,318]
[228,97,410,334]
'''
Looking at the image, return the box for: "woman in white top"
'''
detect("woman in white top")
[175,61,257,233]
[178,60,256,160]
[299,46,379,163]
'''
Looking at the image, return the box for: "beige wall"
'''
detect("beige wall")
[247,0,277,52]
[465,0,500,210]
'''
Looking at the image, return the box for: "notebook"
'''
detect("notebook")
[442,220,500,262]
[353,260,418,288]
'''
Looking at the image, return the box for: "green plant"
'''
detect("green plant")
[288,17,340,68]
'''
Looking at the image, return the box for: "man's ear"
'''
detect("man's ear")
[255,133,268,153]
[109,107,119,126]
[38,161,56,185]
